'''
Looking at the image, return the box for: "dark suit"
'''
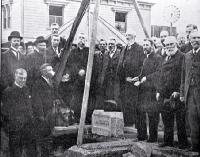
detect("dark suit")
[25,50,48,90]
[64,47,89,122]
[180,42,193,54]
[46,36,67,50]
[32,76,61,157]
[137,52,162,141]
[46,45,75,110]
[1,84,36,157]
[1,48,25,89]
[46,46,61,65]
[158,50,188,146]
[180,49,200,152]
[96,49,122,111]
[32,76,58,120]
[121,43,145,125]
[65,47,100,123]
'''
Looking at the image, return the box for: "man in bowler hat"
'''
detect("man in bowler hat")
[1,31,25,90]
[25,36,49,89]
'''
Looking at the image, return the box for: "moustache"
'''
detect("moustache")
[191,41,200,45]
[13,43,20,46]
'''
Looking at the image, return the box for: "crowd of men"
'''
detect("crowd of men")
[0,22,200,156]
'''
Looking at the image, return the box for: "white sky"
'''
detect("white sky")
[144,0,200,33]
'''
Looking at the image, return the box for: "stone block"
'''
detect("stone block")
[67,139,136,157]
[92,110,124,137]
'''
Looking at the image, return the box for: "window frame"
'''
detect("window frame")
[2,4,11,29]
[6,4,11,28]
[115,11,127,33]
[2,6,7,29]
[48,5,64,27]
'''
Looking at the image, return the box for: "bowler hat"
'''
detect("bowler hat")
[26,41,34,48]
[8,31,23,41]
[34,36,48,45]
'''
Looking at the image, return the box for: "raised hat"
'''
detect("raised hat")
[34,36,48,45]
[8,31,23,41]
[164,36,177,45]
[126,30,136,36]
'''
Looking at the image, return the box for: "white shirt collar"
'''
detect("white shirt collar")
[42,75,52,86]
[11,46,18,57]
[110,52,115,58]
[52,46,60,56]
[14,81,24,88]
[35,47,39,53]
[42,75,49,83]
[109,48,116,58]
[127,41,135,47]
[193,47,200,54]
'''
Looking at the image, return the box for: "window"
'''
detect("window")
[2,6,6,29]
[49,5,63,27]
[6,4,11,28]
[2,5,11,29]
[115,12,127,33]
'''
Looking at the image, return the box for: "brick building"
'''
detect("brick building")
[2,0,154,43]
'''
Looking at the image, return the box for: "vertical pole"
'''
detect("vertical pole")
[54,0,90,85]
[77,0,100,146]
[87,5,90,44]
[170,22,173,36]
[21,0,24,39]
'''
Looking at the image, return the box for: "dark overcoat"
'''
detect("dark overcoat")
[25,50,48,88]
[46,46,59,64]
[46,36,67,50]
[96,49,122,110]
[180,50,200,103]
[158,50,184,99]
[1,48,25,89]
[180,42,193,54]
[120,43,145,124]
[1,84,33,132]
[138,52,162,112]
[31,76,61,137]
[121,43,145,97]
[1,84,35,156]
[60,47,88,121]
[31,76,58,119]
[46,46,64,71]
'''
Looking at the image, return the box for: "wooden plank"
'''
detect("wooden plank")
[132,0,150,38]
[77,0,100,146]
[53,0,90,85]
[52,125,91,137]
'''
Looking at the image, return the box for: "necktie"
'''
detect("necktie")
[16,51,20,60]
[55,48,60,57]
[166,56,171,61]
[127,45,131,50]
[110,51,115,58]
